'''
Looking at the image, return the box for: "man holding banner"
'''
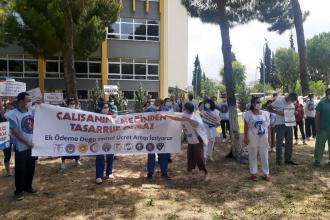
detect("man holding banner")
[5,92,37,200]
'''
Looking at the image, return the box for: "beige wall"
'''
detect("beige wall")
[164,0,188,96]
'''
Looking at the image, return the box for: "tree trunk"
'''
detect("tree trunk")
[62,0,77,101]
[219,6,248,164]
[291,0,309,96]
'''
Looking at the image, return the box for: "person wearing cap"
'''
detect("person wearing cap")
[313,88,330,166]
[268,92,299,165]
[5,92,37,200]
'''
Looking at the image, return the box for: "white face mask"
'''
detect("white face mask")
[110,102,115,105]
[205,103,211,109]
[69,104,75,109]
[255,103,262,110]
[101,108,109,114]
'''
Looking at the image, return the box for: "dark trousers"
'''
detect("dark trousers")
[270,127,276,149]
[3,144,12,163]
[187,140,207,174]
[294,121,306,140]
[15,149,36,195]
[61,156,80,161]
[275,124,293,163]
[305,117,316,138]
[96,154,114,179]
[221,119,230,139]
[147,153,169,176]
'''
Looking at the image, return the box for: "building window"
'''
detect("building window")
[123,91,135,100]
[107,18,160,42]
[148,92,159,99]
[108,58,159,81]
[45,57,101,79]
[0,55,38,78]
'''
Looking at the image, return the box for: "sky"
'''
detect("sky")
[188,0,330,86]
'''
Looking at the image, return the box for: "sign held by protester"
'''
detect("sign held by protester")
[0,81,26,96]
[104,85,118,95]
[27,88,42,102]
[32,104,182,156]
[0,122,10,150]
[44,93,64,105]
[284,107,296,127]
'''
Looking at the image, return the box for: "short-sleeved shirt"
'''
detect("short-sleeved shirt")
[316,99,330,132]
[304,100,317,118]
[182,113,208,145]
[5,107,35,152]
[218,102,229,120]
[271,97,294,125]
[244,110,270,146]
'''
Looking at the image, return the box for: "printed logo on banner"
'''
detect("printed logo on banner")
[21,115,34,134]
[124,143,133,151]
[90,143,100,153]
[54,143,64,154]
[156,143,165,152]
[114,143,122,151]
[135,143,144,151]
[146,143,155,152]
[102,143,112,152]
[78,144,88,153]
[65,144,76,154]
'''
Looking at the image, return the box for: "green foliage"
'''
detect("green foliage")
[290,31,295,50]
[4,0,121,58]
[237,85,250,112]
[192,55,202,97]
[294,80,302,95]
[134,83,147,113]
[170,86,185,103]
[201,78,217,98]
[274,48,299,92]
[90,80,103,111]
[251,83,275,95]
[220,60,246,89]
[309,81,326,97]
[264,43,272,84]
[307,32,330,84]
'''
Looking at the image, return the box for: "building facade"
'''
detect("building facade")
[0,0,188,105]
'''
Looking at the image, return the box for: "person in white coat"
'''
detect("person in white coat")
[200,99,220,161]
[244,97,271,181]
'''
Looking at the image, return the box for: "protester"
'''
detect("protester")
[244,97,271,181]
[95,102,115,184]
[145,99,171,180]
[219,94,230,143]
[313,88,330,166]
[109,98,118,114]
[5,92,37,200]
[122,97,128,111]
[169,96,180,112]
[265,100,276,153]
[198,96,208,111]
[61,98,83,169]
[183,93,198,112]
[294,100,307,145]
[165,102,209,180]
[200,99,220,161]
[304,93,317,140]
[268,92,298,165]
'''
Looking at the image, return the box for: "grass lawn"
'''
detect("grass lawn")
[1,138,330,219]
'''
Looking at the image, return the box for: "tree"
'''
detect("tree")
[237,84,250,113]
[307,32,330,85]
[257,0,310,96]
[134,83,147,113]
[294,80,302,95]
[182,0,257,162]
[264,43,272,84]
[192,55,202,98]
[269,52,281,89]
[201,78,217,98]
[4,0,121,100]
[309,80,326,97]
[274,48,299,92]
[220,60,247,90]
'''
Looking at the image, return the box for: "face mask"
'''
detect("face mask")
[69,104,75,109]
[255,103,262,110]
[110,102,115,105]
[205,103,211,109]
[101,108,109,114]
[26,102,32,108]
[166,102,172,107]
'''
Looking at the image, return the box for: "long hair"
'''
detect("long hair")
[249,97,260,111]
[203,99,216,111]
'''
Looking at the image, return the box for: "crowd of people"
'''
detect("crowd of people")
[1,88,330,200]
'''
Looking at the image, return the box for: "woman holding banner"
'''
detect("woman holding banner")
[95,102,115,184]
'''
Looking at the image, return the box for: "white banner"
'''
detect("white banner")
[32,104,182,156]
[0,122,10,150]
[27,88,42,102]
[44,93,64,105]
[0,81,26,97]
[104,85,118,95]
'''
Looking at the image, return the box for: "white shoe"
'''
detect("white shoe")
[107,174,115,179]
[36,160,41,165]
[95,178,103,184]
[76,160,83,166]
[271,148,276,153]
[222,139,227,143]
[61,162,66,170]
[208,156,215,162]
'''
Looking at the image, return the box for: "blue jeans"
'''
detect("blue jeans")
[147,153,169,176]
[96,154,114,179]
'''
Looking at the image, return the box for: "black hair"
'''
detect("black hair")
[203,99,216,111]
[164,98,170,103]
[273,93,278,97]
[184,102,194,113]
[326,88,330,95]
[288,92,298,102]
[308,93,314,98]
[265,100,273,107]
[17,92,30,101]
[250,96,260,111]
[188,93,194,100]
